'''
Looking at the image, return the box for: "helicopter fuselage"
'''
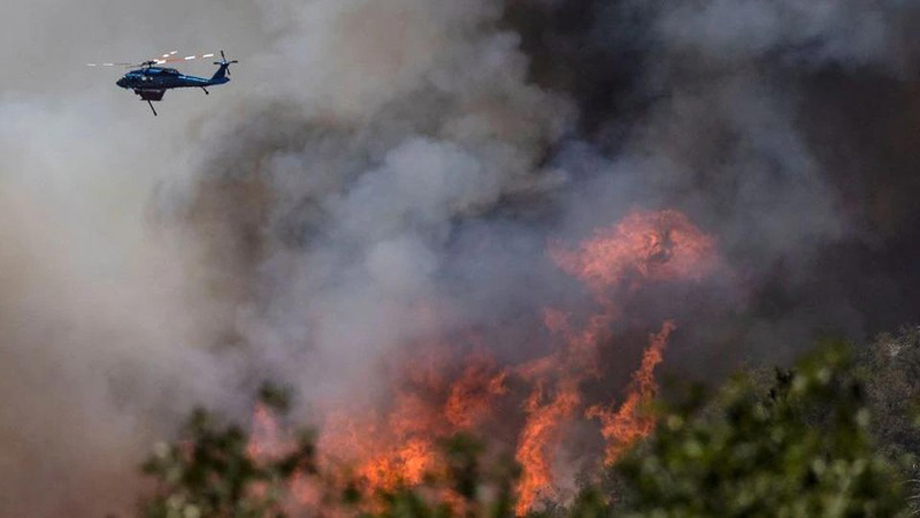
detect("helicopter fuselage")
[115,66,229,93]
[98,51,238,115]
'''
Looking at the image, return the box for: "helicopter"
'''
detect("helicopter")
[87,50,238,116]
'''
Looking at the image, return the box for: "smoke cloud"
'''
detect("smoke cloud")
[2,0,919,515]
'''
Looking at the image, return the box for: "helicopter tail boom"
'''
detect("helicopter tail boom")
[209,64,232,84]
[209,50,238,84]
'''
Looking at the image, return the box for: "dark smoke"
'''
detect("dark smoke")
[505,0,920,368]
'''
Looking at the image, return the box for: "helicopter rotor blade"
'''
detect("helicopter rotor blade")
[88,51,172,69]
[154,52,218,65]
[86,62,134,67]
[89,50,223,69]
[151,50,178,65]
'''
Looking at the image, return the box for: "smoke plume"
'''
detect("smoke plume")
[2,0,919,515]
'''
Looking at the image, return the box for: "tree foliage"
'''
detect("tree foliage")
[861,326,920,462]
[612,341,906,517]
[140,385,316,518]
[137,340,915,517]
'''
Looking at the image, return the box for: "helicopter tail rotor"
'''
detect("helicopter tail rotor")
[212,50,239,76]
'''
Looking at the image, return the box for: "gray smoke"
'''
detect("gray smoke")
[626,0,920,366]
[518,0,920,367]
[2,0,919,515]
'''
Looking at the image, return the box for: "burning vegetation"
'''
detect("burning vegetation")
[140,334,913,517]
[224,208,720,515]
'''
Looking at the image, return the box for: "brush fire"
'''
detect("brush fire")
[246,208,720,514]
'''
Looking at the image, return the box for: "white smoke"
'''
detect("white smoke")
[198,0,576,413]
[1,0,572,515]
[0,98,233,516]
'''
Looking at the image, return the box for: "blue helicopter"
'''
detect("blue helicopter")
[88,50,238,116]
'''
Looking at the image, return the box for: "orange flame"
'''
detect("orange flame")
[314,347,508,496]
[318,396,442,490]
[244,208,719,515]
[515,378,580,514]
[446,362,508,429]
[587,321,675,464]
[550,208,718,293]
[514,209,716,512]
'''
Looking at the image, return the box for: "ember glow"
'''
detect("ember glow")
[249,208,719,514]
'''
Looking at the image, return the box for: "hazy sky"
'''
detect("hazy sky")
[2,1,919,516]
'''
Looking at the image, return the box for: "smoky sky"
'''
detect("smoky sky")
[2,0,920,516]
[505,0,920,367]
